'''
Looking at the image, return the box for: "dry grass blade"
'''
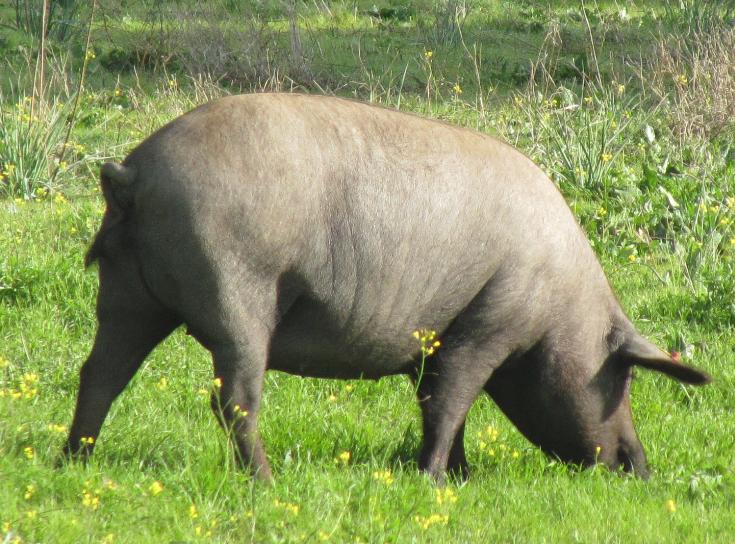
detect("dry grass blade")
[641,25,735,140]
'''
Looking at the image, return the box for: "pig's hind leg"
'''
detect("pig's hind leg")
[200,285,279,483]
[63,258,179,462]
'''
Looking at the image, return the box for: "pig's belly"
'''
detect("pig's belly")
[267,326,417,379]
[266,302,419,379]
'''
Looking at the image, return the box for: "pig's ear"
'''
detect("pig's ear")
[620,334,711,385]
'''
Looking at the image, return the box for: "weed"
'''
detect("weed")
[0,96,69,198]
[510,80,644,195]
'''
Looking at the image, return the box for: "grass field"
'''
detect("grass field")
[1,1,734,542]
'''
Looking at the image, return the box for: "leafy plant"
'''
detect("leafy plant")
[0,96,69,199]
[510,81,643,194]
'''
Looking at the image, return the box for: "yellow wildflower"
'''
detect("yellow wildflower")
[23,446,34,460]
[372,470,394,485]
[414,513,449,530]
[601,152,613,163]
[212,377,223,389]
[453,83,462,95]
[1,163,16,179]
[665,499,676,513]
[148,481,164,496]
[335,450,351,466]
[273,499,299,515]
[414,329,441,356]
[18,373,39,400]
[189,504,199,519]
[424,50,433,60]
[24,485,35,500]
[484,425,499,442]
[435,487,458,505]
[82,489,100,510]
[156,377,168,390]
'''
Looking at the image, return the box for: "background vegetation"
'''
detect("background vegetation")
[1,1,734,542]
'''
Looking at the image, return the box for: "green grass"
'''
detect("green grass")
[2,1,735,542]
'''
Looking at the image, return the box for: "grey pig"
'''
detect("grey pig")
[64,93,710,482]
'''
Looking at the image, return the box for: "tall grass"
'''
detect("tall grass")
[0,96,69,199]
[14,0,82,41]
[642,25,735,140]
[509,80,644,193]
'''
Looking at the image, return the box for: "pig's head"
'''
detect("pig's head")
[485,328,710,478]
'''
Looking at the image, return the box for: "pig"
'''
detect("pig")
[63,93,710,482]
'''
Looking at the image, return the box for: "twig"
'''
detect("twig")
[51,0,97,185]
[30,0,50,124]
[581,0,602,86]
